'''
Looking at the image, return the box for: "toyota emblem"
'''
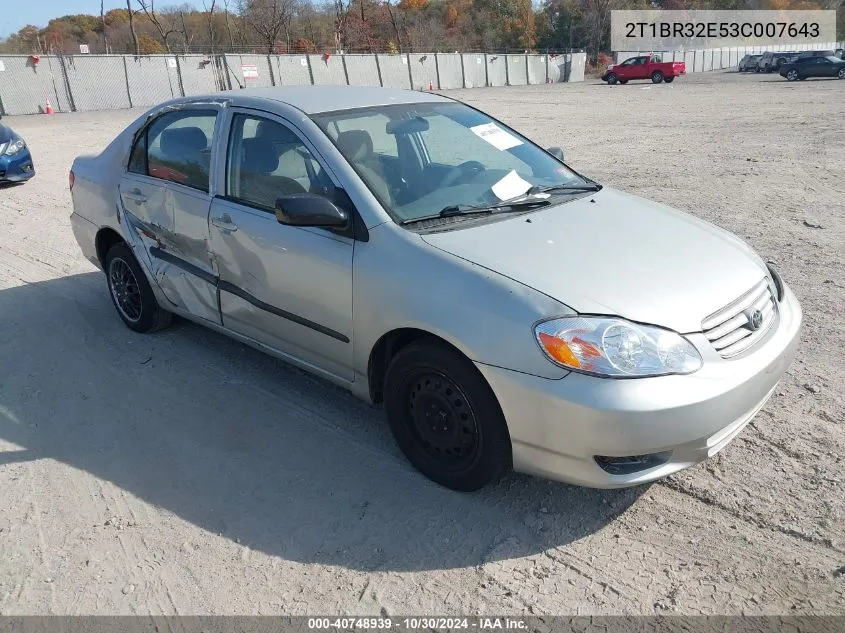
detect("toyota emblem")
[747,309,764,330]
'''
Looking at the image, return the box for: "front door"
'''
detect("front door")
[119,106,221,324]
[209,110,354,381]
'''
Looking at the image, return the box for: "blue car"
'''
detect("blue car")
[0,118,35,183]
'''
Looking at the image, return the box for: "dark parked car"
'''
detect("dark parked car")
[791,50,836,62]
[757,52,797,73]
[779,56,845,81]
[0,116,35,184]
[738,54,761,72]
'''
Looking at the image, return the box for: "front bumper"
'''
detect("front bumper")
[0,149,35,182]
[476,284,802,488]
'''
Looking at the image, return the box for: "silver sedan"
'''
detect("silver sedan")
[69,86,801,491]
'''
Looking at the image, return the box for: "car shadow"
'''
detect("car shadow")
[0,271,644,572]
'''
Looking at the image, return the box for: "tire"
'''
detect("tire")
[786,69,799,81]
[838,68,845,79]
[618,79,628,84]
[105,242,172,333]
[383,339,512,491]
[606,73,618,85]
[664,76,675,83]
[651,71,664,84]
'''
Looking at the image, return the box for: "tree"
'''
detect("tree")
[237,0,298,53]
[202,0,217,52]
[331,0,352,52]
[126,0,141,55]
[136,0,179,52]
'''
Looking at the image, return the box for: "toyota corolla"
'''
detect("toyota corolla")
[69,87,801,491]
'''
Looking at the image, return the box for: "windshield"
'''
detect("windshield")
[311,102,588,223]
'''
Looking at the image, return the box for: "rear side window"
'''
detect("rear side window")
[128,110,217,192]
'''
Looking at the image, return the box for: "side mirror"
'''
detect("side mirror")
[275,193,348,228]
[547,146,565,162]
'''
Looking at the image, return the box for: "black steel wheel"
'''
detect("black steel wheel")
[105,242,172,333]
[384,339,511,491]
[651,71,664,83]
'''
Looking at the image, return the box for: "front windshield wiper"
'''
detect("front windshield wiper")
[401,199,551,226]
[527,182,603,195]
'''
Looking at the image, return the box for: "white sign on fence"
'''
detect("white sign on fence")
[0,60,5,72]
[242,64,259,79]
[79,44,90,54]
[167,58,177,68]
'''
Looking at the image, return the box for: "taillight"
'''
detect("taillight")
[69,170,75,191]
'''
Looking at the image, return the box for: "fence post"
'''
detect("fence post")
[460,53,466,88]
[175,55,186,97]
[405,53,414,90]
[545,50,549,83]
[58,55,77,112]
[374,53,384,87]
[267,54,277,87]
[306,54,315,86]
[122,56,134,108]
[434,53,441,90]
[483,53,489,87]
[505,53,510,86]
[341,54,350,85]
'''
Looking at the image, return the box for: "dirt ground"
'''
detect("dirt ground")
[0,71,843,616]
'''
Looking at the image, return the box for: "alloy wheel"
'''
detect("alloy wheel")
[109,257,143,323]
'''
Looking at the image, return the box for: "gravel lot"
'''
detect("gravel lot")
[0,71,843,615]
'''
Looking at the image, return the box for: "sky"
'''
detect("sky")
[0,0,201,38]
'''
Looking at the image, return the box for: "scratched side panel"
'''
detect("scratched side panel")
[119,174,221,325]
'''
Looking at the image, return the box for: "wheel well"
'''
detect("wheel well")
[95,228,124,270]
[367,328,464,404]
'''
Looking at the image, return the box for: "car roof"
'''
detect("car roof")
[216,86,451,115]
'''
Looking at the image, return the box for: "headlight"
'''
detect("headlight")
[534,316,702,378]
[4,138,26,156]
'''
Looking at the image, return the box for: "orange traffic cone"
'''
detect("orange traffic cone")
[45,99,54,114]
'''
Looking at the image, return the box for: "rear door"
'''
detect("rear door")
[119,105,222,324]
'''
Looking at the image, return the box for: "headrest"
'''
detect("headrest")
[255,120,300,145]
[160,127,207,157]
[336,130,374,162]
[241,137,279,174]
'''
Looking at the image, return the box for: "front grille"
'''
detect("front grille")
[703,278,777,358]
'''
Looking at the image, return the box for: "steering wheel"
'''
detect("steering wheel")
[438,161,485,189]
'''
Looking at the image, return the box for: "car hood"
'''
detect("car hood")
[421,187,768,334]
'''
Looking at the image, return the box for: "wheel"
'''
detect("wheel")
[606,73,617,85]
[651,71,664,84]
[105,242,172,333]
[664,76,674,83]
[383,339,512,491]
[838,68,845,79]
[618,79,628,84]
[786,69,799,81]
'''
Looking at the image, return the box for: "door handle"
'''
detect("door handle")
[124,188,147,204]
[211,215,238,233]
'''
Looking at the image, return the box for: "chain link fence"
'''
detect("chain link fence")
[0,52,588,116]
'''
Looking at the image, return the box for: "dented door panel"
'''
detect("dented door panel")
[119,177,221,325]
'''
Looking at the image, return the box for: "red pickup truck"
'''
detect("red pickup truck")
[602,54,686,85]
